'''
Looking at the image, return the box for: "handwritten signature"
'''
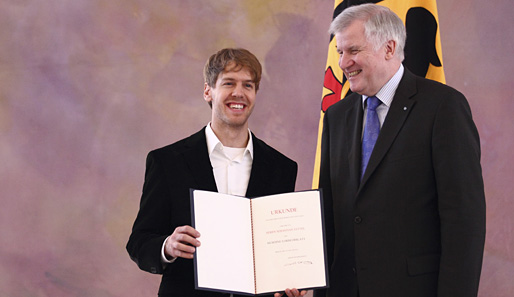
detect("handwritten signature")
[284,261,313,266]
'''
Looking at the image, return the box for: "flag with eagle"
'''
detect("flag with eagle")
[312,0,445,187]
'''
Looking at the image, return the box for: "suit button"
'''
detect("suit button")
[354,216,362,224]
[352,267,356,274]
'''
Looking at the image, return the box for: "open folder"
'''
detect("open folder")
[190,189,328,296]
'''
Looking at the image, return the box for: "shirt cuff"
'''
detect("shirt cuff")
[161,235,177,264]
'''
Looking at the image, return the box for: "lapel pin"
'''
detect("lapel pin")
[403,107,407,111]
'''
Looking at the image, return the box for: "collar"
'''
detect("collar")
[362,64,404,108]
[205,123,254,159]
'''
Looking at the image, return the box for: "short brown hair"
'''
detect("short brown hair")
[203,48,262,92]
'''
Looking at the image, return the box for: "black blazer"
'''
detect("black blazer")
[127,127,297,297]
[316,69,485,297]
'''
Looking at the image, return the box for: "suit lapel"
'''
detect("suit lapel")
[245,134,272,198]
[346,95,365,191]
[359,70,418,187]
[182,128,218,192]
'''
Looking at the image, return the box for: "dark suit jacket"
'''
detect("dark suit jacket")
[315,69,485,297]
[127,127,297,297]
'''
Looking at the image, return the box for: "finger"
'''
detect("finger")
[171,227,201,247]
[175,242,197,254]
[167,242,196,259]
[175,225,201,238]
[274,293,283,297]
[171,232,201,247]
[285,288,302,297]
[285,289,294,297]
[171,249,194,259]
[165,235,199,259]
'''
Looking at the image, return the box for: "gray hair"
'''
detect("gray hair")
[329,4,406,61]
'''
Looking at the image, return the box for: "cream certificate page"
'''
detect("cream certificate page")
[191,189,327,295]
[192,191,255,293]
[251,191,327,293]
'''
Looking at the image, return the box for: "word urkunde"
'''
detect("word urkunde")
[270,208,297,215]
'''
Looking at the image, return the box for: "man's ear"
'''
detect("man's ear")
[384,40,397,60]
[204,83,212,103]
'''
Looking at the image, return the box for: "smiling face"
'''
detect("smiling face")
[204,63,256,132]
[336,20,397,96]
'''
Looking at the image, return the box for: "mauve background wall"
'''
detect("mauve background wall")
[0,0,512,296]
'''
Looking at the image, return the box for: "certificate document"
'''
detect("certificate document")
[190,189,328,296]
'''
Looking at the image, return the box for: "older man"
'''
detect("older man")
[316,4,485,297]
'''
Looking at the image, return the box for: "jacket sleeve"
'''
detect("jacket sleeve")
[431,90,486,296]
[126,151,174,275]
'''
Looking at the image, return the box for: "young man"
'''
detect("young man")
[316,4,485,297]
[127,48,298,297]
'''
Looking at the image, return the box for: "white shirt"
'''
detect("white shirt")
[205,123,254,196]
[161,123,254,263]
[362,64,404,129]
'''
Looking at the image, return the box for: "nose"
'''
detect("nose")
[232,83,244,98]
[339,53,353,70]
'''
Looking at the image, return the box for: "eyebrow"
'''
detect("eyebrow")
[337,44,362,53]
[221,77,254,84]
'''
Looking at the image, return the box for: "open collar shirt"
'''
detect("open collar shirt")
[205,123,254,197]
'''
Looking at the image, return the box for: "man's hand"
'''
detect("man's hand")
[274,288,308,297]
[164,225,201,260]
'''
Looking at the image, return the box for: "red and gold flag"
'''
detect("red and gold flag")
[313,0,445,188]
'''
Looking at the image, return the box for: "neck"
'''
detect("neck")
[210,122,249,148]
[370,61,402,96]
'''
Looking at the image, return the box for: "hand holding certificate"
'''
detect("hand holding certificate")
[190,189,328,296]
[163,225,201,261]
